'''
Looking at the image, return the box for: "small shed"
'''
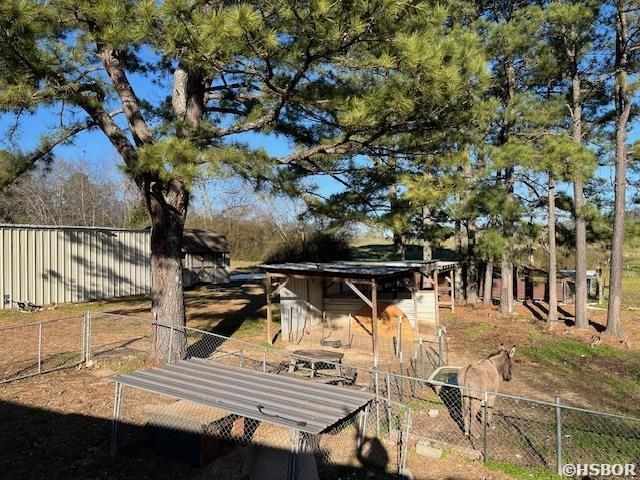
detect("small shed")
[260,261,457,365]
[182,229,230,287]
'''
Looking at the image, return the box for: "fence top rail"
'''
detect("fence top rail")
[0,314,85,330]
[90,312,153,323]
[151,320,640,424]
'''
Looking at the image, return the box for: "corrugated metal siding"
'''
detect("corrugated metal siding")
[0,226,151,309]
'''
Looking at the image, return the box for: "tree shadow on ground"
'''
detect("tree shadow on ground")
[0,400,415,480]
[522,301,605,332]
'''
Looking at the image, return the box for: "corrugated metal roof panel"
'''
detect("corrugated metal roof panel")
[113,359,372,434]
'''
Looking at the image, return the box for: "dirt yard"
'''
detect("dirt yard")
[1,279,639,479]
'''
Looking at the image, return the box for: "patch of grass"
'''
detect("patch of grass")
[462,324,492,341]
[519,338,626,365]
[485,459,562,480]
[602,375,640,402]
[563,422,640,465]
[622,272,640,309]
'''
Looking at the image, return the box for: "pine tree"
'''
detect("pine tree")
[606,0,638,337]
[543,0,602,329]
[0,0,486,359]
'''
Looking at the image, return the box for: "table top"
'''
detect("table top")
[291,349,345,362]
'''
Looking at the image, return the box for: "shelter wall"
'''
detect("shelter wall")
[280,278,437,342]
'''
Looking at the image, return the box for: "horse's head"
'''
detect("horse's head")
[498,345,516,382]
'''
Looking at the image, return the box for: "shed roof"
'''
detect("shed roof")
[260,261,416,280]
[260,260,455,280]
[182,229,230,253]
[113,358,372,434]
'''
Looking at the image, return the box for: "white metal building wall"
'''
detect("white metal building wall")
[0,225,151,309]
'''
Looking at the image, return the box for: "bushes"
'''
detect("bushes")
[265,230,353,263]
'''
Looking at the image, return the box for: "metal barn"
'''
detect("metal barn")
[0,224,229,309]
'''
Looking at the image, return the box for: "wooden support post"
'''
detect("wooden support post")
[449,271,455,313]
[372,280,379,367]
[266,273,273,345]
[412,272,419,339]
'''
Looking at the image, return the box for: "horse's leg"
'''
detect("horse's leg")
[487,393,496,427]
[470,398,482,438]
[462,393,470,436]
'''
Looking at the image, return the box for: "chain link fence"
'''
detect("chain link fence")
[154,321,640,477]
[0,315,85,383]
[114,382,411,480]
[2,313,639,477]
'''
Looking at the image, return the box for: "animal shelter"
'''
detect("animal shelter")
[261,261,456,367]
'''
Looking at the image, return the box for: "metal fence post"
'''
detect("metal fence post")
[386,373,392,432]
[168,325,174,363]
[375,371,380,436]
[483,391,488,463]
[81,312,86,364]
[37,322,42,374]
[437,328,443,367]
[556,396,562,475]
[262,349,267,372]
[85,311,92,366]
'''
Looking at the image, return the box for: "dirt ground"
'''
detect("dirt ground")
[0,366,515,480]
[1,279,639,479]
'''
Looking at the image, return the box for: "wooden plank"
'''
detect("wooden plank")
[372,280,378,367]
[270,278,289,298]
[345,281,373,308]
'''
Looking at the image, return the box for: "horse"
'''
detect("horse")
[458,345,516,437]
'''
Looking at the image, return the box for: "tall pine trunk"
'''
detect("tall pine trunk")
[390,183,406,260]
[501,166,515,314]
[466,221,479,305]
[484,260,494,305]
[606,2,630,338]
[464,162,478,305]
[500,60,517,315]
[548,173,558,324]
[422,206,433,261]
[147,183,189,362]
[570,53,589,329]
[393,231,406,260]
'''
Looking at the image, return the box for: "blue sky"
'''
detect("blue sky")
[0,51,637,216]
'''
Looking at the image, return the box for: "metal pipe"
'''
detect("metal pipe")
[81,313,86,364]
[168,325,174,363]
[37,322,42,374]
[263,349,267,372]
[556,397,562,475]
[85,311,92,365]
[483,391,488,463]
[386,374,392,433]
[111,382,123,455]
